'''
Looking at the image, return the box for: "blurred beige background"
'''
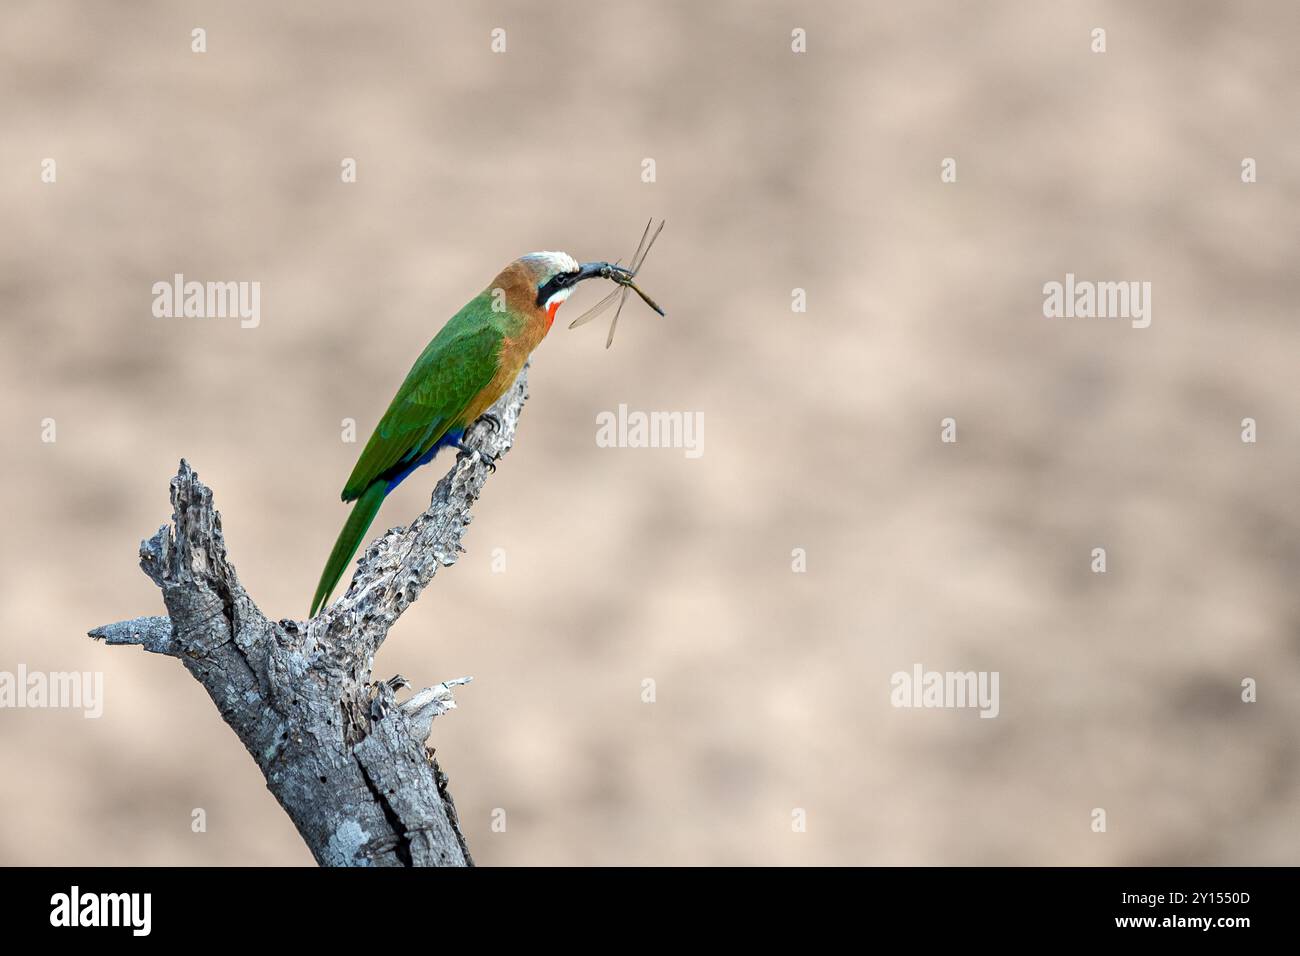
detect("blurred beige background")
[2,0,1298,865]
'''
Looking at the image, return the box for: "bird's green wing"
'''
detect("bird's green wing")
[341,315,503,501]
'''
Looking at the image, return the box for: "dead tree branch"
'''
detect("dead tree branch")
[89,366,533,866]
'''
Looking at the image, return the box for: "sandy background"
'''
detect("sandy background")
[2,0,1298,865]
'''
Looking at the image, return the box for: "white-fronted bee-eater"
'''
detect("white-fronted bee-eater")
[310,222,664,616]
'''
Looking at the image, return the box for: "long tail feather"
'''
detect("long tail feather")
[309,481,388,617]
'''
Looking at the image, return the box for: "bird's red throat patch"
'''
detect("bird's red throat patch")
[545,299,562,331]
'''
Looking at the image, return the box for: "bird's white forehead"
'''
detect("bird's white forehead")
[522,251,579,275]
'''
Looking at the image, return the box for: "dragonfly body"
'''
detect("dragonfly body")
[568,220,666,347]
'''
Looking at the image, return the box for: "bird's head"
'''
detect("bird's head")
[514,251,635,330]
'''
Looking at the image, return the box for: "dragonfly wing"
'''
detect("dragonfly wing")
[625,219,654,276]
[568,283,623,329]
[629,219,665,275]
[605,286,631,349]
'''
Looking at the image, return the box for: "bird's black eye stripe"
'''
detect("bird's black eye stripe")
[536,270,579,306]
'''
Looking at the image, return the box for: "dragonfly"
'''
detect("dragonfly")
[568,219,666,348]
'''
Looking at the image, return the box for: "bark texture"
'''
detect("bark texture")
[89,366,533,866]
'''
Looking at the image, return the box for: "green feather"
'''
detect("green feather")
[311,293,511,616]
[341,303,505,501]
[309,481,387,617]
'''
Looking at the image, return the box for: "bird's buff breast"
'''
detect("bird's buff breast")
[459,324,544,425]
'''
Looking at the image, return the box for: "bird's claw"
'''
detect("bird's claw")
[454,439,498,473]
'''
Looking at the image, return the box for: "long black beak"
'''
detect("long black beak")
[573,261,632,285]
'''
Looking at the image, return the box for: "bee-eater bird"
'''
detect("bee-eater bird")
[309,250,642,617]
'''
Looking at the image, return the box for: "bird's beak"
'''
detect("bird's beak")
[573,261,631,284]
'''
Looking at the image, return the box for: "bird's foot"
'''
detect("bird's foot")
[455,440,498,473]
[478,413,503,434]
